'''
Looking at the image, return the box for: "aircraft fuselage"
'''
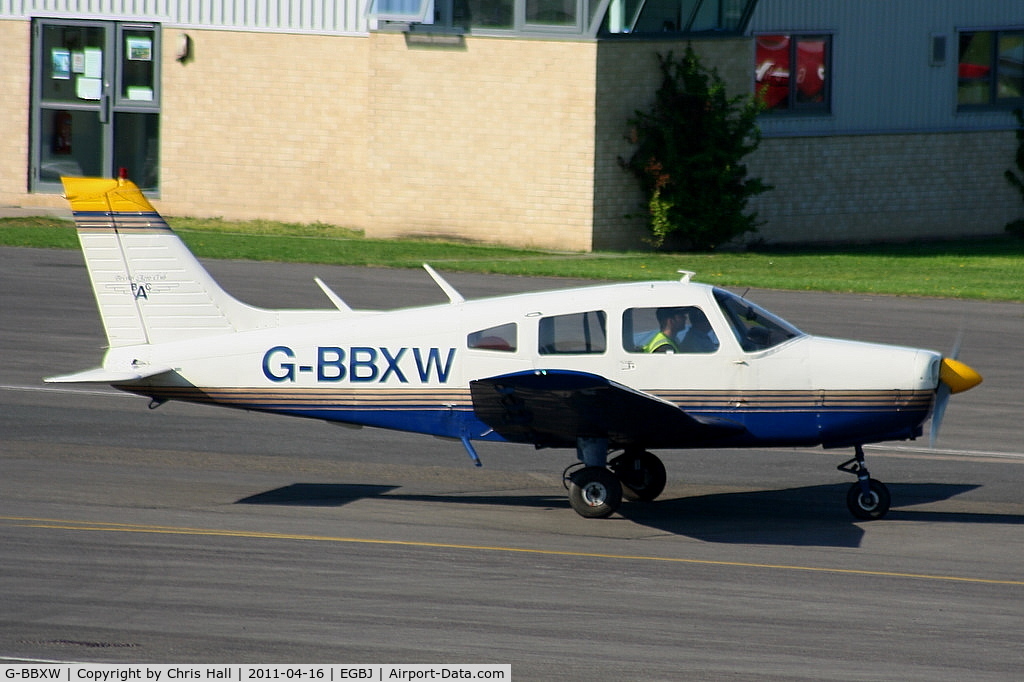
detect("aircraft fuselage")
[111,280,939,451]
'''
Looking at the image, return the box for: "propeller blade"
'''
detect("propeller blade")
[930,382,951,448]
[929,357,982,447]
[949,326,964,361]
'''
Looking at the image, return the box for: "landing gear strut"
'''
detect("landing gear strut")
[838,445,891,520]
[563,437,621,518]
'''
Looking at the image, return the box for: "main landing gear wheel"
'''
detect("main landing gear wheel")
[609,449,667,502]
[567,466,622,519]
[846,479,891,520]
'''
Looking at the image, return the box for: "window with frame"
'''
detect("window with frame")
[957,30,1024,107]
[622,307,720,354]
[526,0,577,27]
[368,0,433,23]
[538,311,606,355]
[713,288,802,352]
[599,0,753,35]
[468,323,517,352]
[368,0,550,32]
[368,0,477,31]
[755,34,831,113]
[369,0,756,36]
[471,0,514,29]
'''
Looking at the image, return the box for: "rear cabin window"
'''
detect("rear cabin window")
[623,307,720,354]
[468,323,517,352]
[538,311,607,355]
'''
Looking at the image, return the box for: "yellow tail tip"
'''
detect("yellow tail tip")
[939,357,983,394]
[60,175,154,213]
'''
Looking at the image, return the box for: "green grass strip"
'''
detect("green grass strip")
[3,217,1022,301]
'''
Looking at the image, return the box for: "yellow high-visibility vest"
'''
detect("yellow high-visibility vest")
[642,331,681,353]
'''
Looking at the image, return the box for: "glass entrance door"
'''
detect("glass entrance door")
[31,19,160,193]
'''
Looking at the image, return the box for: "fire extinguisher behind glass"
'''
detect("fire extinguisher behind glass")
[53,110,72,154]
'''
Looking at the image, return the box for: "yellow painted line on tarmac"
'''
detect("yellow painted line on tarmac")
[2,514,1022,587]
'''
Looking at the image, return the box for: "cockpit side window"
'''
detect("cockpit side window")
[538,311,607,355]
[623,307,720,354]
[713,288,803,352]
[468,322,517,352]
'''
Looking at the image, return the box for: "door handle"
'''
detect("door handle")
[99,92,110,124]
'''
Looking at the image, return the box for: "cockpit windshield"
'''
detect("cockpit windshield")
[713,288,804,352]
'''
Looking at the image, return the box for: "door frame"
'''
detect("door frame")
[30,17,161,194]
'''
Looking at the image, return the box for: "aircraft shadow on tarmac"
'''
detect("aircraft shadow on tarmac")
[237,483,399,506]
[235,481,1019,548]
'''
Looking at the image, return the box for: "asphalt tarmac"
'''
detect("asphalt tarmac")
[2,246,1022,679]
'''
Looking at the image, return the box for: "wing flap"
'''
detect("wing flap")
[470,370,744,448]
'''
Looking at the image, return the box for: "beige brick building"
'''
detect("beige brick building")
[1,1,1022,251]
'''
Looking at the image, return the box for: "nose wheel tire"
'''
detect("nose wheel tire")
[846,479,891,520]
[567,466,623,519]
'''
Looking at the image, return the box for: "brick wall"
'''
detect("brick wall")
[156,29,371,228]
[747,131,1020,244]
[158,29,601,252]
[365,32,597,251]
[0,20,33,206]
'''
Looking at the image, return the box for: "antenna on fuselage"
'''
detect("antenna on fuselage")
[314,277,353,313]
[423,263,465,304]
[678,270,696,283]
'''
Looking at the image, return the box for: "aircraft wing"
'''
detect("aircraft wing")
[470,370,745,449]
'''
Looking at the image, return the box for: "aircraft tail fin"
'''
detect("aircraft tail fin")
[61,175,276,347]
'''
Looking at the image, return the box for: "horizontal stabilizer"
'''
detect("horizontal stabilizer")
[45,366,173,384]
[470,369,744,449]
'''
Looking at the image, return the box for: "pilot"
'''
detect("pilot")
[678,310,719,353]
[642,307,688,353]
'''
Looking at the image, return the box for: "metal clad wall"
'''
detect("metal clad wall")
[0,0,367,34]
[173,0,364,33]
[749,0,1024,136]
[1,0,174,20]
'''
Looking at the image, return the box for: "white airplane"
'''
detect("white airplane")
[47,175,983,520]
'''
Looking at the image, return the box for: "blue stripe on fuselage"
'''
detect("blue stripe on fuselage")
[121,384,930,448]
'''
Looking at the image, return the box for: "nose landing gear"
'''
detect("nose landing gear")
[838,445,891,520]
